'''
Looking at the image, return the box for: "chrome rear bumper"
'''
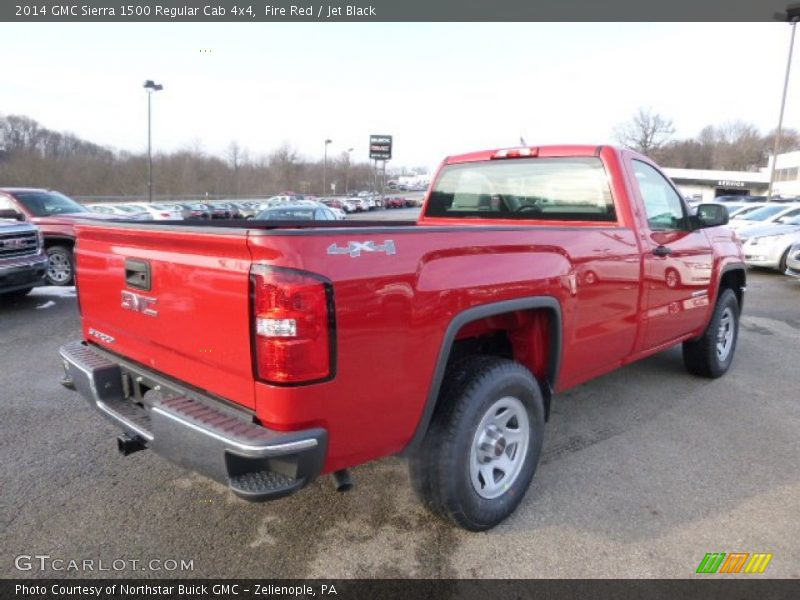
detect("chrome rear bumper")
[59,340,327,501]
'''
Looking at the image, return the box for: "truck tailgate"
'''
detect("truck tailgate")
[74,223,257,410]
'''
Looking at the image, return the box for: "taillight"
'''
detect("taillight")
[251,265,335,384]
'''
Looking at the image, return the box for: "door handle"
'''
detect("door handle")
[653,245,673,257]
[125,258,151,291]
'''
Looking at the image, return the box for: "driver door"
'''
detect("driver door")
[629,159,714,351]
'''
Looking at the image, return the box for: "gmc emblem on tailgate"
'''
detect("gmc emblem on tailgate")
[121,290,158,317]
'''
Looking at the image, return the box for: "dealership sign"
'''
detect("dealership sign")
[369,135,392,160]
[717,180,745,188]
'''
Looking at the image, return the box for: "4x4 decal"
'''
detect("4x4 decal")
[327,240,396,258]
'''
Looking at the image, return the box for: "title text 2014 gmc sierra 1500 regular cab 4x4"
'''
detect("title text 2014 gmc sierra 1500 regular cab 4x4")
[60,145,745,530]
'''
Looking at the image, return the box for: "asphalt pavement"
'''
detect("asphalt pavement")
[1,265,798,579]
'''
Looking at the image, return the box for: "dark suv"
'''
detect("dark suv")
[0,188,112,286]
[0,219,47,298]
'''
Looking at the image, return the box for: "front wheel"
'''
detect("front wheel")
[408,356,545,531]
[779,247,790,273]
[45,245,74,286]
[682,288,739,378]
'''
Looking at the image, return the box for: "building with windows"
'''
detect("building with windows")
[662,150,800,202]
[767,150,800,197]
[662,168,769,202]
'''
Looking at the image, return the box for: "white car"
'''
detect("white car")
[265,195,299,206]
[85,204,153,220]
[733,214,800,243]
[729,203,800,238]
[329,207,346,220]
[124,203,184,220]
[742,225,800,272]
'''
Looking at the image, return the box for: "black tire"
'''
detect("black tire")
[779,247,790,274]
[682,288,739,378]
[408,356,545,531]
[45,245,74,286]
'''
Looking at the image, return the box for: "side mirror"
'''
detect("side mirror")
[0,209,24,221]
[695,204,728,228]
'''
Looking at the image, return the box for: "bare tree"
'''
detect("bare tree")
[708,121,763,171]
[614,108,675,156]
[762,127,800,157]
[0,113,397,198]
[226,141,248,196]
[268,143,300,191]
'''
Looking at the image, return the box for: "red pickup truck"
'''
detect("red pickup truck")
[60,145,745,530]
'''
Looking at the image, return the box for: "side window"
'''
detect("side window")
[632,160,686,230]
[778,208,800,222]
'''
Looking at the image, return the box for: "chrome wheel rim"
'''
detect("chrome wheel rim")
[47,252,71,283]
[716,307,735,362]
[469,396,530,499]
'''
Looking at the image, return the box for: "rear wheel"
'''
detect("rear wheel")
[408,356,545,531]
[45,245,74,286]
[682,288,739,378]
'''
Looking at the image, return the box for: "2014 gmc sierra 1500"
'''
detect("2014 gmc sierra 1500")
[60,145,745,530]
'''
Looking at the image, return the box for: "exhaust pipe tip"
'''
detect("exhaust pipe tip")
[332,469,353,492]
[117,433,147,456]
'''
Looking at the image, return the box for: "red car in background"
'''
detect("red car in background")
[384,196,406,209]
[0,187,111,286]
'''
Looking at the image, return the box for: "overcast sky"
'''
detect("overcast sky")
[2,22,799,171]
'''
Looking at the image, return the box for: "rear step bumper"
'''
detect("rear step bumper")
[59,340,327,502]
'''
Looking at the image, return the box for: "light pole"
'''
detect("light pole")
[767,4,799,201]
[143,80,164,202]
[323,139,332,196]
[345,147,354,194]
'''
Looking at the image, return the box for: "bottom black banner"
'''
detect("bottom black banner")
[4,579,800,600]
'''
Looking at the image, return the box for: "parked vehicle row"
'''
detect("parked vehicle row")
[695,198,800,276]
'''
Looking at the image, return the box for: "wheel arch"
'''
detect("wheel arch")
[718,262,746,313]
[403,296,562,454]
[43,235,75,250]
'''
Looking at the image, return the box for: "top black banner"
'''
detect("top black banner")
[3,0,799,22]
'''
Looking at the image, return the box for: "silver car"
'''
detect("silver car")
[730,203,800,236]
[742,226,800,272]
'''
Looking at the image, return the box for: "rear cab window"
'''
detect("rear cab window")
[423,157,617,223]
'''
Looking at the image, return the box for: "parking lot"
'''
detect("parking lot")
[1,268,798,579]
